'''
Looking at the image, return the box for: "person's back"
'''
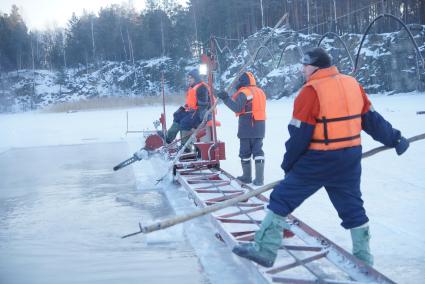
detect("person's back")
[283,64,365,182]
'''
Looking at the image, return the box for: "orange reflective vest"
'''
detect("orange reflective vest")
[185,82,209,110]
[306,66,363,150]
[231,86,266,120]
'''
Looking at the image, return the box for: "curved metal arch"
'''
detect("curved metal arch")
[276,42,304,69]
[317,32,355,73]
[354,14,425,74]
[252,45,275,65]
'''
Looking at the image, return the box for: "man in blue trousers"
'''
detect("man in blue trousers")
[232,47,410,268]
[165,69,210,151]
[216,71,267,186]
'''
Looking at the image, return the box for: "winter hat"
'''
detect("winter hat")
[236,71,256,89]
[301,47,332,68]
[188,69,201,83]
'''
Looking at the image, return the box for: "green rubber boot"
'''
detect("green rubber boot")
[351,225,374,266]
[180,130,193,153]
[232,211,286,267]
[165,122,180,144]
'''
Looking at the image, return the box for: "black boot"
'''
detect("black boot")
[253,159,264,186]
[237,160,252,183]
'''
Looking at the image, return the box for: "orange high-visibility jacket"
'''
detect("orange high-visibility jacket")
[185,81,209,110]
[306,66,363,150]
[231,72,266,120]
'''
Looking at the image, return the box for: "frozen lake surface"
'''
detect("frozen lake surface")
[0,143,209,284]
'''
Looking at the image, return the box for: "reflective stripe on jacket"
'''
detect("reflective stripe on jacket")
[306,66,363,150]
[231,86,266,120]
[185,82,209,110]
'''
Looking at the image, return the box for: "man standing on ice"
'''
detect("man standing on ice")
[164,69,211,152]
[216,71,267,186]
[232,47,410,267]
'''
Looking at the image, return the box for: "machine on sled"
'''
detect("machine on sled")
[113,53,225,173]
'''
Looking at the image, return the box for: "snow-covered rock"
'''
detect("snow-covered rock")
[219,25,425,99]
[0,57,194,112]
[1,25,424,112]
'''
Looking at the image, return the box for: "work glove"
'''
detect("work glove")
[216,90,229,100]
[395,136,409,155]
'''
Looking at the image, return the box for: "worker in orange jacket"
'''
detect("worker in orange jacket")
[216,72,267,186]
[165,69,211,151]
[232,47,410,268]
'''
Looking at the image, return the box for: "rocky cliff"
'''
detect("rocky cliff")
[1,25,424,112]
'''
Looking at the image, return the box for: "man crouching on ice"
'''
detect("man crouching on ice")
[232,47,410,268]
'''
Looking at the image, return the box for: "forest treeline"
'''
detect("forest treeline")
[1,0,424,72]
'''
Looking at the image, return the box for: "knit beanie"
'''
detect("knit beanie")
[301,47,332,68]
[188,69,201,83]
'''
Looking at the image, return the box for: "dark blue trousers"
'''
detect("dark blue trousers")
[173,107,201,131]
[239,138,264,160]
[268,146,369,229]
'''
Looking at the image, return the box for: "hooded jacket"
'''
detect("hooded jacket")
[222,72,266,138]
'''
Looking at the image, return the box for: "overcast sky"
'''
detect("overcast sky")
[0,1,148,31]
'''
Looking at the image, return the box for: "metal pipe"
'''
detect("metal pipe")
[276,42,304,69]
[317,32,355,73]
[161,72,167,136]
[354,14,425,74]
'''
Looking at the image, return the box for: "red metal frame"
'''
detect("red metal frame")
[147,48,225,167]
[174,166,395,284]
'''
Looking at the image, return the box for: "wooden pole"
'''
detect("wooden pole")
[122,180,281,238]
[361,133,425,158]
[123,133,425,238]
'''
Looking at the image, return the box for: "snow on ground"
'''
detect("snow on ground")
[0,92,424,283]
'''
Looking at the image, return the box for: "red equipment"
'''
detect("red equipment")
[113,51,225,171]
